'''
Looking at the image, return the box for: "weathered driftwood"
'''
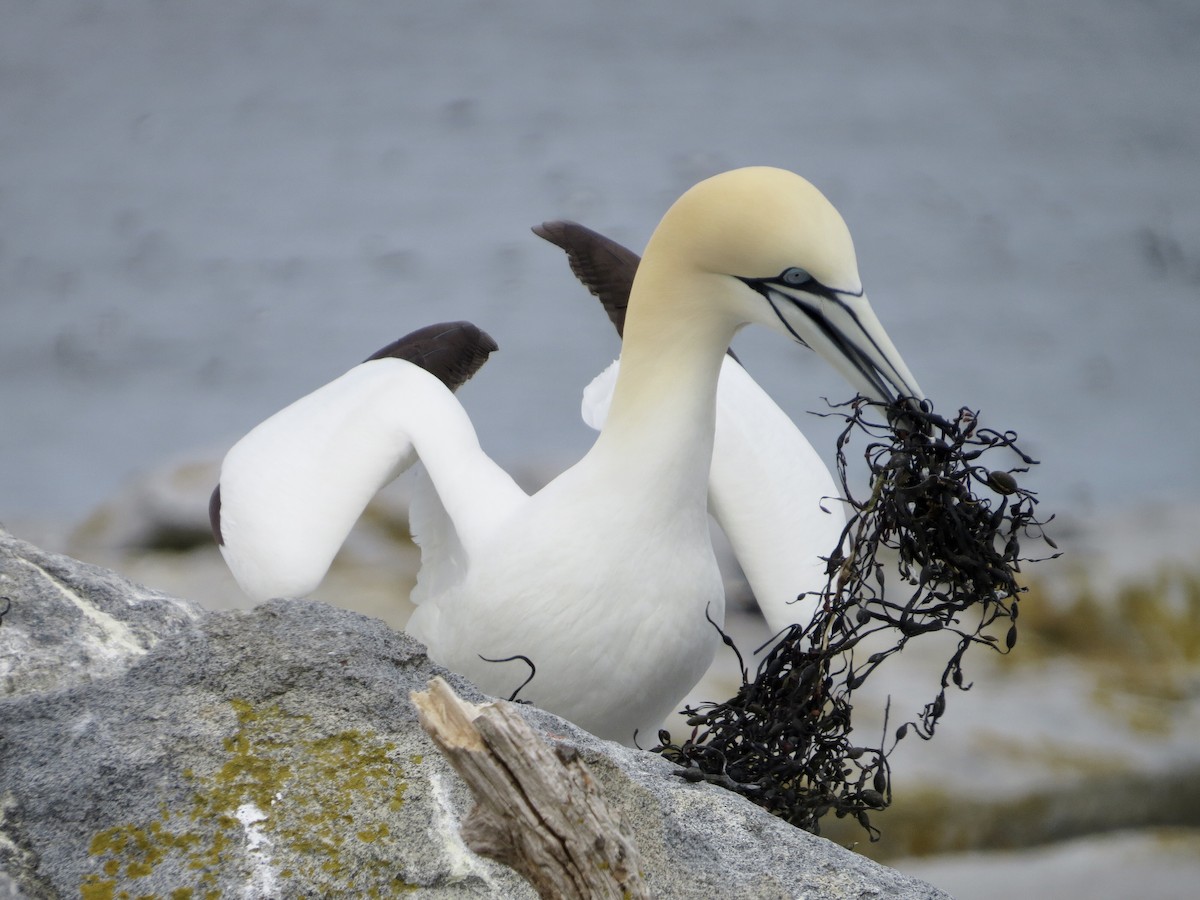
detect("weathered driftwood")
[411,677,649,899]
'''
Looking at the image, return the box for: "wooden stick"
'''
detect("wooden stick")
[411,677,649,899]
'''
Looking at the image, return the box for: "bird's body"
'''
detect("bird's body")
[408,455,724,739]
[212,168,924,743]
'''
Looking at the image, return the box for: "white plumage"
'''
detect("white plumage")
[213,167,923,743]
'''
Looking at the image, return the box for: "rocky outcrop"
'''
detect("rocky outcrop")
[0,531,202,699]
[0,528,949,899]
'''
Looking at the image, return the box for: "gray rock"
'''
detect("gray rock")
[0,530,949,899]
[0,528,203,698]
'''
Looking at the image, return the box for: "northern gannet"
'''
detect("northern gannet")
[210,167,924,743]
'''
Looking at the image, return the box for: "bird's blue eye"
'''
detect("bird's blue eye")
[781,267,813,286]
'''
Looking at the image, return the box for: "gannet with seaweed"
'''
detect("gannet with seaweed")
[210,168,924,743]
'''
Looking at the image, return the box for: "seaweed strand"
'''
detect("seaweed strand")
[655,397,1058,837]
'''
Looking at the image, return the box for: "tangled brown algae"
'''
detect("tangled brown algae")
[656,397,1058,839]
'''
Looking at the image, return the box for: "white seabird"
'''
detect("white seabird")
[210,167,924,743]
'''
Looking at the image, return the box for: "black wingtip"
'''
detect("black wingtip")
[209,483,224,546]
[531,221,557,242]
[533,220,640,338]
[365,321,498,392]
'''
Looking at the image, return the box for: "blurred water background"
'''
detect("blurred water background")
[3,2,1200,897]
[4,0,1198,524]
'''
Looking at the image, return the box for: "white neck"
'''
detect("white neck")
[585,256,741,515]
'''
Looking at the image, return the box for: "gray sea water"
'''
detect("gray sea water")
[3,0,1199,523]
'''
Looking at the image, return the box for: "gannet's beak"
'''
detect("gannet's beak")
[741,274,924,409]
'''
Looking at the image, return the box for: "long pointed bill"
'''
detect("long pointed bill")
[757,282,924,409]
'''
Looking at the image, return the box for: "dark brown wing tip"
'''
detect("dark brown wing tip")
[531,220,574,249]
[209,484,224,546]
[365,321,498,392]
[532,220,640,338]
[535,219,742,367]
[531,221,557,242]
[532,220,614,256]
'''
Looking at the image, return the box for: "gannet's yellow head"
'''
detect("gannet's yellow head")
[648,166,923,405]
[652,167,860,288]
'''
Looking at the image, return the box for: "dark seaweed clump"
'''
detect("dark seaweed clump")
[654,397,1058,839]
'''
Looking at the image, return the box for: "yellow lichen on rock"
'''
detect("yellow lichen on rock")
[83,698,418,897]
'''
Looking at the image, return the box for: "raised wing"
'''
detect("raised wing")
[364,321,498,384]
[211,322,522,601]
[533,221,639,336]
